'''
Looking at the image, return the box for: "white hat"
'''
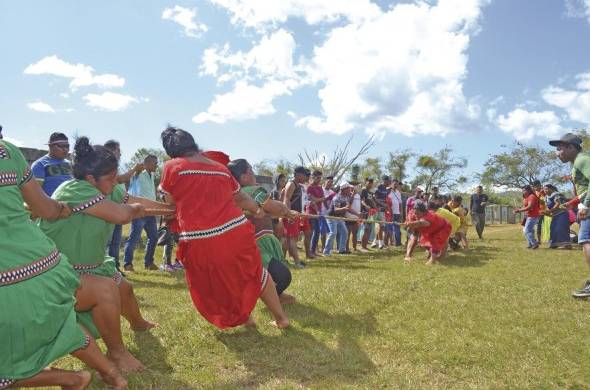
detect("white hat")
[340,182,354,190]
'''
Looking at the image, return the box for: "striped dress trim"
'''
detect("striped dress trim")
[0,250,61,287]
[178,215,248,241]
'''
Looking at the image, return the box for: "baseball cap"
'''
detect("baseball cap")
[293,166,307,175]
[340,182,354,190]
[381,175,391,181]
[549,133,583,147]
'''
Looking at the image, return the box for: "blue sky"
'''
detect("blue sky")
[2,0,590,181]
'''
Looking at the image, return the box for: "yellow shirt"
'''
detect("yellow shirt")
[452,206,468,233]
[436,208,460,235]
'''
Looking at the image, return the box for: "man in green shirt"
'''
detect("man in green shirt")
[550,133,590,298]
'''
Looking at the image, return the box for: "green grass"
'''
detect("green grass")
[52,225,590,389]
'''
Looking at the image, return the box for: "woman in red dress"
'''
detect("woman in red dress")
[159,127,288,329]
[405,201,452,265]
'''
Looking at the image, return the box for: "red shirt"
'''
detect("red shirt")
[525,194,541,217]
[306,184,324,214]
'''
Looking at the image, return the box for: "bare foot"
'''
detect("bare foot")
[63,370,92,390]
[98,367,128,389]
[131,320,158,332]
[425,259,435,265]
[107,350,145,373]
[244,316,257,328]
[279,293,296,305]
[404,256,412,263]
[271,318,290,329]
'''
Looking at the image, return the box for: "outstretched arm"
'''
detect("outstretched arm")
[21,179,71,220]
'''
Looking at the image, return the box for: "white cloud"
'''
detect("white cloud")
[24,55,125,90]
[496,108,563,141]
[162,5,208,38]
[3,136,24,147]
[64,108,76,112]
[542,73,590,124]
[193,81,290,123]
[83,92,138,112]
[207,0,381,29]
[27,101,55,113]
[286,110,298,119]
[564,0,590,22]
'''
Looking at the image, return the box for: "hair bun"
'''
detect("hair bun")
[74,136,94,160]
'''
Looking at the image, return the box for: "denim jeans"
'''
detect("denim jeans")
[393,214,402,245]
[106,224,123,268]
[324,219,348,254]
[310,218,321,253]
[523,216,540,247]
[124,216,158,266]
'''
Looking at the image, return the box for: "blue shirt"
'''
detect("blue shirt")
[128,170,156,200]
[31,155,73,196]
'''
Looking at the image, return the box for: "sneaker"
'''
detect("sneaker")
[378,245,385,250]
[370,242,378,248]
[575,280,590,293]
[145,263,159,270]
[293,262,306,269]
[160,264,176,272]
[123,264,135,272]
[572,284,590,298]
[359,248,369,253]
[172,261,184,270]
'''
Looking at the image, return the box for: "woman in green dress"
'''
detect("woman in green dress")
[40,137,173,373]
[0,140,127,389]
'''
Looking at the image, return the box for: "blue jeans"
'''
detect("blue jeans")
[324,219,348,254]
[107,224,123,266]
[393,214,402,245]
[310,218,321,253]
[523,216,540,247]
[124,216,158,266]
[319,216,330,234]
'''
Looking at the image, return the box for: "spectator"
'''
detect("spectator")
[345,183,362,252]
[406,187,424,217]
[306,170,325,256]
[324,183,352,255]
[532,179,547,244]
[388,179,403,246]
[360,178,377,252]
[270,173,287,250]
[283,166,308,268]
[373,175,391,249]
[123,155,159,271]
[514,185,541,249]
[543,184,571,249]
[470,185,489,239]
[320,175,336,252]
[31,132,73,196]
[103,140,144,270]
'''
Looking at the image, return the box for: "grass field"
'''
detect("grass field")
[52,224,590,389]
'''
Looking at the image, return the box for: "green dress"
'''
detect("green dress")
[241,185,287,268]
[0,141,87,385]
[39,180,128,338]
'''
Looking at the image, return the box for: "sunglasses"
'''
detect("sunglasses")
[53,143,70,149]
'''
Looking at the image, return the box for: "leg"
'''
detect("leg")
[362,222,371,249]
[323,219,337,254]
[319,217,328,252]
[108,224,123,268]
[405,233,418,261]
[75,274,145,373]
[71,332,127,389]
[337,221,348,253]
[351,223,359,251]
[309,218,320,254]
[267,259,294,304]
[10,369,92,390]
[118,278,157,331]
[303,224,312,258]
[394,215,402,246]
[143,216,158,268]
[259,272,289,328]
[123,218,145,268]
[478,213,486,239]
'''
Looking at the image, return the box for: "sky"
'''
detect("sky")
[2,0,590,181]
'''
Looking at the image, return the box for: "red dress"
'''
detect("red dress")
[160,157,266,329]
[418,211,452,254]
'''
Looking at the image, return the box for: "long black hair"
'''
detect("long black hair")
[227,159,250,181]
[161,126,199,158]
[73,136,118,180]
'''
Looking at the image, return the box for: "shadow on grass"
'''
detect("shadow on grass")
[306,249,404,270]
[131,272,187,291]
[213,302,376,388]
[442,245,496,268]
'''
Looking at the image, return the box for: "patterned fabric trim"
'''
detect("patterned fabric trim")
[19,169,32,186]
[122,192,130,204]
[113,271,123,285]
[179,215,248,241]
[178,169,231,179]
[72,194,106,213]
[0,172,17,186]
[72,262,103,271]
[0,250,60,287]
[261,268,269,291]
[255,230,274,239]
[77,334,91,351]
[0,145,8,159]
[0,378,15,389]
[234,183,241,194]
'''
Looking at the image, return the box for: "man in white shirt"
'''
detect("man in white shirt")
[388,179,403,246]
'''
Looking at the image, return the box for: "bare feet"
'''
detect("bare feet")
[404,256,412,263]
[131,320,158,332]
[271,317,290,329]
[425,259,434,266]
[244,316,257,328]
[63,370,92,390]
[98,367,127,389]
[279,293,296,305]
[107,350,145,373]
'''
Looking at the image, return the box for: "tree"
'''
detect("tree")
[125,148,168,185]
[358,157,383,182]
[411,147,467,192]
[297,135,375,182]
[386,150,414,183]
[253,158,294,177]
[478,142,568,189]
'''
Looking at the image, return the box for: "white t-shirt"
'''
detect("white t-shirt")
[345,193,361,219]
[388,190,402,215]
[322,188,335,216]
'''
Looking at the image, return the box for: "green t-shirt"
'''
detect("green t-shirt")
[40,180,127,265]
[572,151,590,207]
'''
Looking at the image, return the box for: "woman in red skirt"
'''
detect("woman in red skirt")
[159,127,288,329]
[405,201,452,265]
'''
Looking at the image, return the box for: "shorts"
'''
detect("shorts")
[300,217,311,232]
[283,217,301,238]
[578,218,590,244]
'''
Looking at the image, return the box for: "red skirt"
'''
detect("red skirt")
[179,223,264,329]
[419,224,452,253]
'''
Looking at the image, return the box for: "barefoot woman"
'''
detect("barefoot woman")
[0,140,126,389]
[160,127,289,328]
[40,137,173,372]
